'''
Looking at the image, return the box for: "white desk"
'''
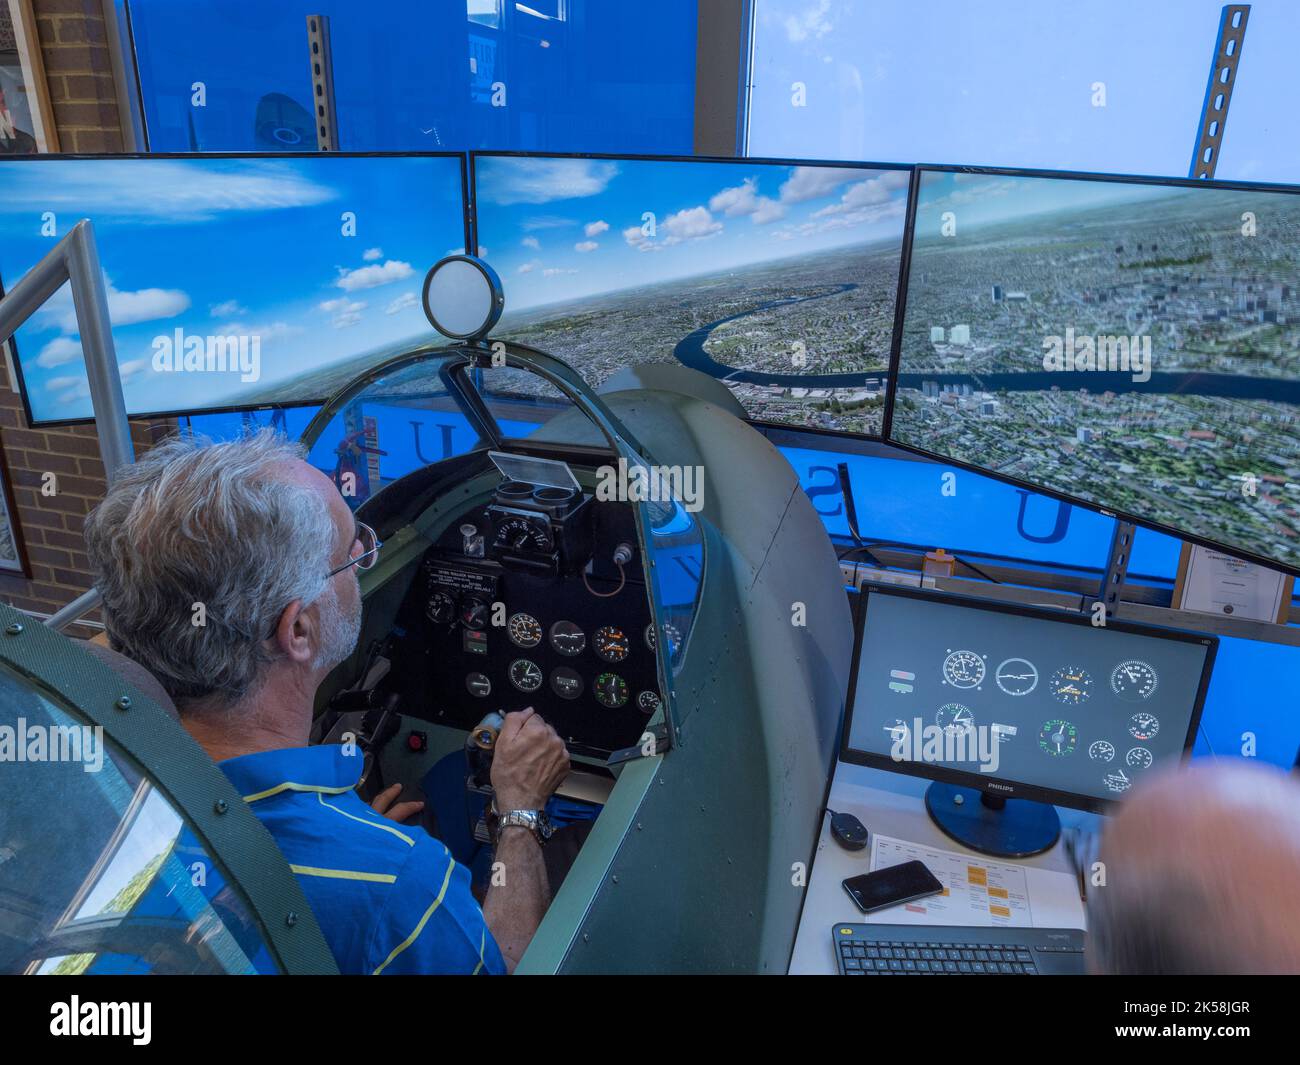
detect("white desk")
[788,761,1103,974]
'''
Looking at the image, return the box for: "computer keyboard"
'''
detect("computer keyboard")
[834,923,1086,975]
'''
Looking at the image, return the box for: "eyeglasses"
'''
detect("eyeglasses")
[327,520,382,579]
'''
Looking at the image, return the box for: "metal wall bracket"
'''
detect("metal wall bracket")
[1190,4,1250,179]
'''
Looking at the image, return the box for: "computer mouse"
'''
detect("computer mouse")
[830,811,869,851]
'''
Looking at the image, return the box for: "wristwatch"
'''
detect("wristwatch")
[491,800,555,845]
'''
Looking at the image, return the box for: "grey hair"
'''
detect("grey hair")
[83,429,339,713]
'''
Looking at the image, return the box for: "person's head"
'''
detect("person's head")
[84,429,365,724]
[1090,759,1300,974]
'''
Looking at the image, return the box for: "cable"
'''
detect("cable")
[583,562,625,599]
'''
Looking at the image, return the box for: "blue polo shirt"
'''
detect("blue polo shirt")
[217,744,505,976]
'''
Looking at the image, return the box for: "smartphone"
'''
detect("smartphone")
[842,861,944,914]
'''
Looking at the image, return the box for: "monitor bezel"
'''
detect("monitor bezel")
[468,149,915,442]
[882,162,1300,579]
[838,582,1219,815]
[0,150,472,429]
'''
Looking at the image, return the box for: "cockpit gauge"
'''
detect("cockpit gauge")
[508,612,542,648]
[509,658,543,693]
[942,649,985,689]
[459,596,489,630]
[426,591,457,625]
[1125,747,1153,769]
[1128,712,1160,742]
[637,691,661,714]
[1111,660,1158,702]
[550,667,583,700]
[935,703,974,733]
[1038,719,1078,756]
[1088,740,1115,762]
[493,515,553,553]
[594,673,629,709]
[549,621,586,657]
[594,625,630,663]
[995,658,1038,696]
[1103,769,1132,794]
[644,622,683,655]
[1049,666,1092,705]
[465,673,491,698]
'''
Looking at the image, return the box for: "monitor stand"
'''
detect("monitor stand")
[924,782,1060,859]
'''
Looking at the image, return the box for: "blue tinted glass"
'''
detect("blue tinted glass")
[749,0,1300,183]
[780,445,1115,571]
[129,0,697,154]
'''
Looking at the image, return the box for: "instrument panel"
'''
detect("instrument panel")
[388,485,663,758]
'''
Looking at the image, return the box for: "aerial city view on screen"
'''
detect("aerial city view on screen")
[890,170,1300,570]
[474,155,909,435]
[0,155,464,422]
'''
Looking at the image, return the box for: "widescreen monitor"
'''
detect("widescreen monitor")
[0,153,468,424]
[842,586,1217,816]
[471,152,910,436]
[887,165,1300,576]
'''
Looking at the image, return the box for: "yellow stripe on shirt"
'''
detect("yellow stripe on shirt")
[289,864,397,884]
[371,852,456,975]
[316,791,416,846]
[242,780,355,803]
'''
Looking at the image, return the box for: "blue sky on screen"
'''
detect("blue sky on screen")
[914,171,1190,232]
[474,156,909,312]
[0,155,464,422]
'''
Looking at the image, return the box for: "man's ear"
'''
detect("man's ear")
[272,599,315,665]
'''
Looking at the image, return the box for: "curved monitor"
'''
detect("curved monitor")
[887,165,1300,576]
[0,153,468,425]
[471,151,910,437]
[841,586,1217,814]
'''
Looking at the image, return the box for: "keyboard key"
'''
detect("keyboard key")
[943,960,958,973]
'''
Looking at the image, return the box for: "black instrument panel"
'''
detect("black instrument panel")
[388,492,662,758]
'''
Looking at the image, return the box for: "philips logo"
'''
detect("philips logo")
[986,782,1014,792]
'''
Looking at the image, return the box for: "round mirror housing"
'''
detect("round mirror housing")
[422,255,505,342]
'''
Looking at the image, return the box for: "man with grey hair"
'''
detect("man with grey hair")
[84,429,569,974]
[1089,759,1300,974]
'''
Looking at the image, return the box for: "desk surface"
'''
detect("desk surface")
[788,761,1103,974]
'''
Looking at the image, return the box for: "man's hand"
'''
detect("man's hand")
[490,708,569,812]
[369,782,425,824]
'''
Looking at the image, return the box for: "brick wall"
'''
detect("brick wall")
[0,0,172,636]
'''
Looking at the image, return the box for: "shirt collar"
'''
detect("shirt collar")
[217,744,364,803]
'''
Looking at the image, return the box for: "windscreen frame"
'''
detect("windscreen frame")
[468,148,915,442]
[0,149,471,429]
[838,583,1218,815]
[882,161,1300,578]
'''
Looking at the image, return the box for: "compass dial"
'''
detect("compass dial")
[1049,666,1092,705]
[995,657,1038,696]
[942,649,986,689]
[1129,712,1160,741]
[1039,719,1078,756]
[1088,740,1115,762]
[507,612,542,648]
[1111,660,1158,701]
[508,658,543,693]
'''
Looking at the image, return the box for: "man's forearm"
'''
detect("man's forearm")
[482,826,551,973]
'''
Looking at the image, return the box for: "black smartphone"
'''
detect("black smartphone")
[842,861,944,914]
